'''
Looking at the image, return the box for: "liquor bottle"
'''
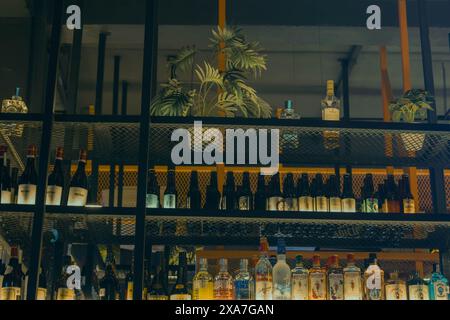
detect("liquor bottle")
[341,174,356,213]
[163,170,177,209]
[361,174,378,213]
[407,272,429,300]
[377,183,388,213]
[272,238,291,300]
[170,252,191,300]
[321,80,340,121]
[98,246,120,300]
[148,253,169,300]
[254,174,267,211]
[297,174,313,212]
[125,263,134,300]
[221,172,236,210]
[192,258,213,300]
[187,171,201,209]
[205,172,220,210]
[146,170,160,208]
[429,264,449,300]
[308,254,326,300]
[0,248,6,290]
[255,237,273,300]
[46,147,64,206]
[385,271,407,300]
[1,247,22,300]
[56,255,76,300]
[384,175,401,213]
[314,174,328,212]
[364,253,385,300]
[0,146,12,204]
[37,265,47,300]
[343,254,362,300]
[17,145,38,205]
[214,258,233,300]
[291,255,309,300]
[234,259,254,300]
[11,167,19,204]
[67,150,88,207]
[282,173,298,211]
[328,175,342,213]
[401,175,415,214]
[280,100,300,149]
[267,173,284,211]
[327,255,344,300]
[237,172,252,211]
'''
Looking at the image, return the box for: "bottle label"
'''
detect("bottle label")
[37,288,47,300]
[1,190,12,204]
[0,287,21,300]
[268,197,284,211]
[67,187,88,206]
[147,294,169,300]
[146,194,159,208]
[385,284,407,300]
[323,108,340,121]
[315,197,328,212]
[255,275,273,300]
[433,281,449,300]
[18,184,37,205]
[273,278,291,300]
[403,199,416,214]
[408,285,429,300]
[126,282,133,300]
[283,198,298,211]
[363,198,379,213]
[57,288,75,300]
[238,196,251,211]
[46,185,62,206]
[342,198,356,213]
[99,288,106,297]
[309,272,326,300]
[365,266,382,300]
[170,294,192,300]
[344,271,362,300]
[386,200,401,214]
[234,280,251,300]
[214,281,234,300]
[163,194,176,209]
[328,273,344,300]
[291,273,308,300]
[299,196,314,212]
[329,197,342,212]
[193,280,214,300]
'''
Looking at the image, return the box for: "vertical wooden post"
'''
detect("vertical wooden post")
[218,0,226,72]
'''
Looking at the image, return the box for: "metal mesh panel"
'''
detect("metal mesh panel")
[0,211,33,266]
[446,171,450,213]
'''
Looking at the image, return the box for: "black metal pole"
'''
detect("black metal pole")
[95,32,108,116]
[118,164,124,208]
[27,0,63,300]
[341,59,350,121]
[67,1,83,115]
[133,0,158,300]
[109,164,115,207]
[113,56,121,116]
[121,81,129,116]
[418,0,437,123]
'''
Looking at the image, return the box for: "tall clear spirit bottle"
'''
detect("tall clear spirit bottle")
[364,253,385,300]
[343,254,362,300]
[429,264,449,300]
[272,238,291,300]
[234,259,255,300]
[193,258,213,300]
[255,237,273,300]
[407,272,429,300]
[309,255,326,300]
[214,259,234,300]
[291,255,309,300]
[385,272,407,300]
[327,255,344,300]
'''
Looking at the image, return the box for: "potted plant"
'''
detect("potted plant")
[389,89,434,152]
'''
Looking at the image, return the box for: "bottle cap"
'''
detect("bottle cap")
[347,253,355,263]
[27,145,37,157]
[327,80,335,94]
[10,246,18,258]
[330,255,339,266]
[240,259,248,270]
[285,100,293,110]
[259,237,269,252]
[199,257,208,267]
[219,258,228,270]
[56,147,64,160]
[369,253,377,263]
[313,254,321,265]
[295,255,303,264]
[277,238,286,255]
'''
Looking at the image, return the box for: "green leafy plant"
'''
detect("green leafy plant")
[151,27,272,118]
[389,89,434,123]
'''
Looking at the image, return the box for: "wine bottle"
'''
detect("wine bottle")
[146,170,160,209]
[385,175,400,213]
[187,171,201,209]
[205,172,220,210]
[328,175,342,213]
[17,145,38,205]
[46,147,64,206]
[11,167,18,204]
[170,252,191,300]
[37,265,47,300]
[148,253,169,300]
[238,172,252,211]
[314,174,328,212]
[67,150,88,207]
[1,247,22,300]
[341,174,356,213]
[297,174,313,212]
[163,171,177,209]
[267,173,284,211]
[98,246,120,300]
[283,173,298,211]
[0,146,12,204]
[254,174,267,211]
[377,183,387,213]
[321,80,340,121]
[221,172,236,210]
[401,175,415,214]
[361,174,378,213]
[125,262,134,300]
[56,248,76,300]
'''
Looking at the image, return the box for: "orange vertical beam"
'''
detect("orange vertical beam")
[380,47,394,176]
[218,0,227,72]
[398,0,419,212]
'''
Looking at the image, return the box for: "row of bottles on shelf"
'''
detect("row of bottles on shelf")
[0,145,92,207]
[147,169,416,214]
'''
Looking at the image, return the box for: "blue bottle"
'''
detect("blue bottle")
[429,264,449,300]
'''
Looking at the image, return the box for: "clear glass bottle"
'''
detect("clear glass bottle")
[407,272,429,300]
[214,258,234,300]
[308,254,327,300]
[170,252,192,300]
[280,100,300,150]
[343,254,362,300]
[291,255,309,300]
[234,259,255,300]
[385,271,407,300]
[193,258,213,300]
[272,238,291,300]
[255,237,273,300]
[429,264,449,300]
[364,253,385,300]
[321,80,340,121]
[327,255,344,300]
